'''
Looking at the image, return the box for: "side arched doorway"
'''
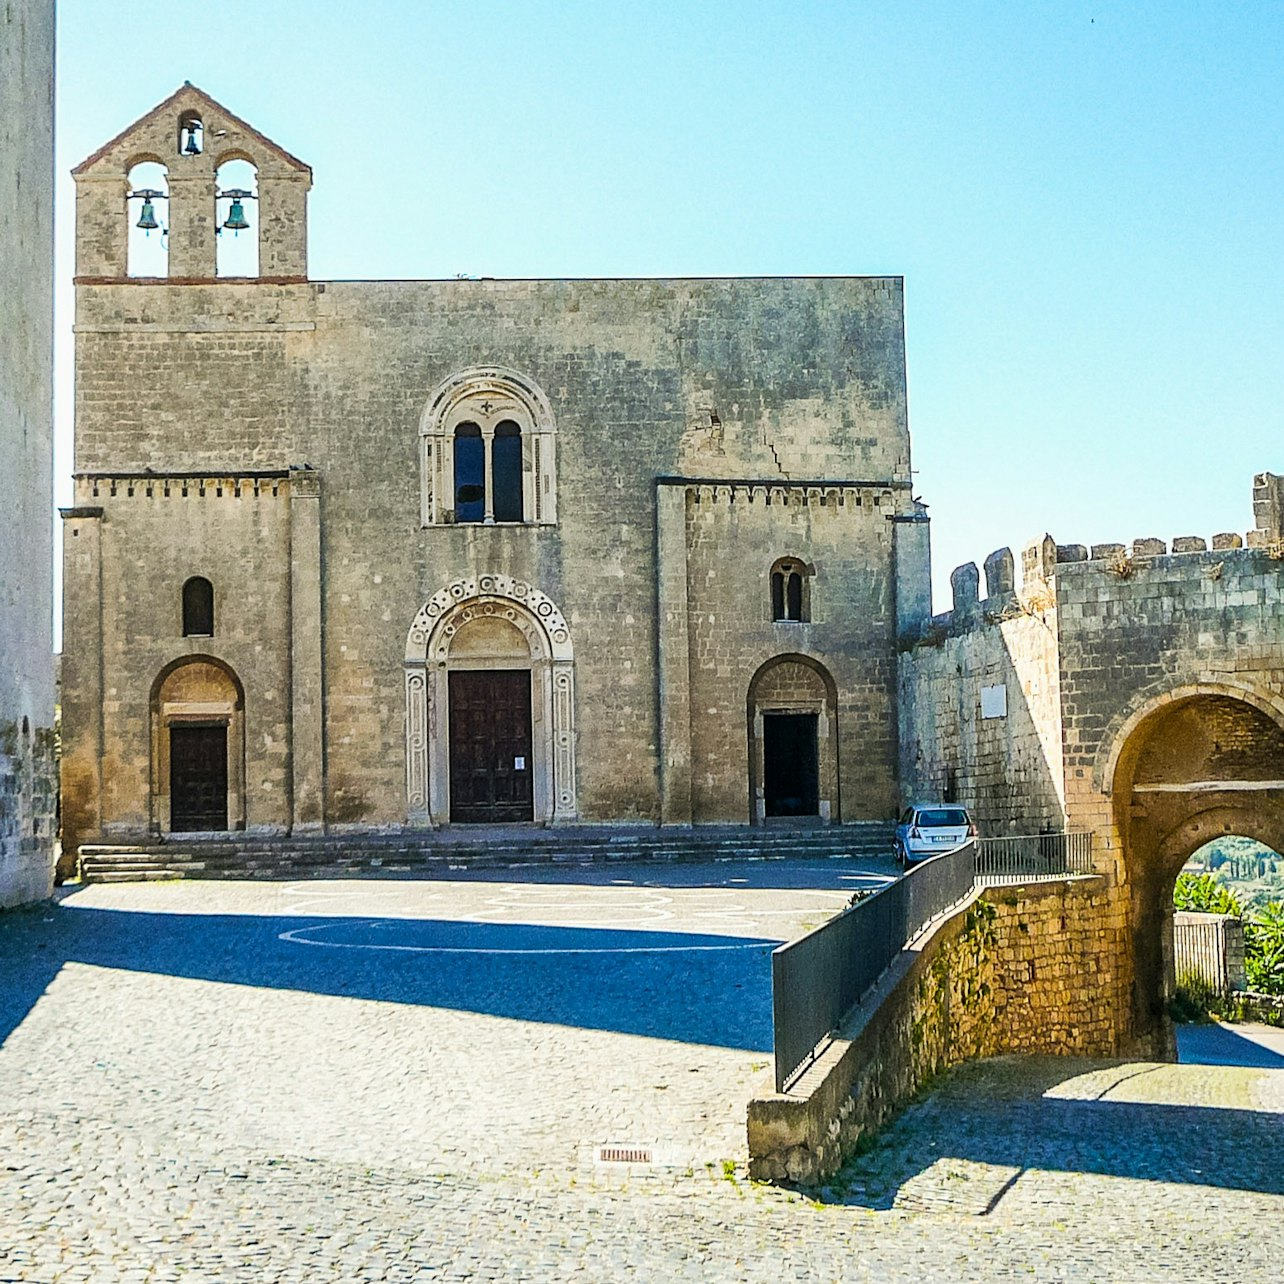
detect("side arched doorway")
[1107,687,1284,1056]
[150,657,245,834]
[747,654,839,824]
[404,576,577,826]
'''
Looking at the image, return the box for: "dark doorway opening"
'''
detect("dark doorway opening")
[763,713,819,818]
[449,670,534,823]
[169,724,229,831]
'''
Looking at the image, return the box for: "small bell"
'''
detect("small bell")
[183,127,201,155]
[136,199,159,232]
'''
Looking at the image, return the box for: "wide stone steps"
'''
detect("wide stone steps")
[77,823,895,883]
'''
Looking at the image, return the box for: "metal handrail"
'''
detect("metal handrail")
[771,841,976,1092]
[770,830,1096,1092]
[975,830,1094,884]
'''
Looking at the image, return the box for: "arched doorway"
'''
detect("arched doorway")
[747,654,839,824]
[404,575,576,826]
[150,657,245,834]
[1107,688,1284,1056]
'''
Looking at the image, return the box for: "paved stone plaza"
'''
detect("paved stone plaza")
[2,860,1283,1282]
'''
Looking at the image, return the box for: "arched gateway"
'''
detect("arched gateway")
[404,575,576,826]
[1103,681,1284,1055]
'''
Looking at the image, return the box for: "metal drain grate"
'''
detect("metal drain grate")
[596,1145,653,1165]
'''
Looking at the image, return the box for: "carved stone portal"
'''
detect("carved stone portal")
[404,575,576,825]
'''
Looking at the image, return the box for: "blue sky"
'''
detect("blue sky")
[54,1,1283,608]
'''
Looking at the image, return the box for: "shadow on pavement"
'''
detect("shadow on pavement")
[830,1056,1284,1206]
[1177,1021,1284,1069]
[0,899,779,1053]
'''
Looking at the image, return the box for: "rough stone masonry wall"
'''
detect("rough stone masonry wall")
[681,483,902,822]
[0,726,58,909]
[1049,538,1284,862]
[60,476,295,855]
[902,474,1284,852]
[749,877,1126,1185]
[899,604,1066,833]
[985,878,1130,1053]
[0,0,56,905]
[71,273,914,831]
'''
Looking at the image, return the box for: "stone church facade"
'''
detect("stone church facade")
[60,86,932,863]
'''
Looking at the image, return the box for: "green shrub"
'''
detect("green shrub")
[1173,873,1241,916]
[1170,969,1218,1023]
[1245,902,1284,996]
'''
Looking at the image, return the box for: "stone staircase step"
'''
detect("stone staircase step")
[76,822,895,883]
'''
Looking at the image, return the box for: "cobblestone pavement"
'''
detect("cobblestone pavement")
[2,865,1283,1281]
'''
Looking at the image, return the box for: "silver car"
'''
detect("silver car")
[894,804,977,866]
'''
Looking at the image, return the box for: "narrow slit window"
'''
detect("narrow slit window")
[182,576,214,636]
[492,421,523,522]
[786,571,803,621]
[453,423,485,522]
[771,571,785,621]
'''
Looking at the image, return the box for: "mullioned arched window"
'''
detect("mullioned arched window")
[770,558,812,623]
[420,368,558,526]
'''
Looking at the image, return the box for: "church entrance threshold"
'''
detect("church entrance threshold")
[448,669,534,823]
[169,724,229,832]
[762,712,819,818]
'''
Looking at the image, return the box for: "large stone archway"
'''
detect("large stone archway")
[1106,687,1284,1056]
[404,575,576,826]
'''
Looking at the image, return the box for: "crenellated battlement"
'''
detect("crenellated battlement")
[919,469,1284,641]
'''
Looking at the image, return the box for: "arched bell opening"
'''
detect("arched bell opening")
[215,156,259,277]
[1109,690,1284,1057]
[126,159,169,278]
[177,111,204,156]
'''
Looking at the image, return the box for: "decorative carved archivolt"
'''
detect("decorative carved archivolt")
[404,576,576,823]
[405,574,573,664]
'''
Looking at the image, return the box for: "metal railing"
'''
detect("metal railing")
[770,830,1098,1092]
[771,841,976,1092]
[975,830,1094,884]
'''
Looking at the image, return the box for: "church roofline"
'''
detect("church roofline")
[655,476,911,489]
[72,82,311,177]
[305,274,903,285]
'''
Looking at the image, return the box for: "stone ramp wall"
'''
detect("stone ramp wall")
[0,725,57,908]
[747,875,1128,1185]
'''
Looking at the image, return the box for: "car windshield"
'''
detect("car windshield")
[917,808,969,827]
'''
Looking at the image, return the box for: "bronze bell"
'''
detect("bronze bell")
[220,188,252,233]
